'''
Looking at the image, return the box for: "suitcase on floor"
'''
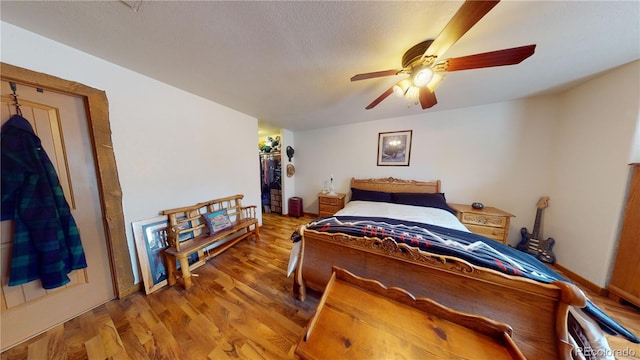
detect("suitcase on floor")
[288,197,303,218]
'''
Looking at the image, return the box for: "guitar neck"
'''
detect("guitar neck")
[532,208,543,239]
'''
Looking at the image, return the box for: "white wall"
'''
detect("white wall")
[294,97,559,246]
[1,22,262,284]
[547,61,639,286]
[280,128,296,214]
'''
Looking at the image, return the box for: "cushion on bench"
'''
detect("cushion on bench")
[202,209,233,234]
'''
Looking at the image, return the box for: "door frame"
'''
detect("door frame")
[1,62,135,298]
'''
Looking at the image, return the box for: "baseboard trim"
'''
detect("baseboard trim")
[120,282,142,299]
[551,263,607,296]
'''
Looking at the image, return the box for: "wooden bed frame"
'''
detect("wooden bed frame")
[292,177,587,360]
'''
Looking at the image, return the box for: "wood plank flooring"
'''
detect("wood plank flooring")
[1,213,639,359]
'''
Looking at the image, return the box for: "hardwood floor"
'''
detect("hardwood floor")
[1,213,639,359]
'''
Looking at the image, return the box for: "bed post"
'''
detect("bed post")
[293,225,307,301]
[552,280,587,359]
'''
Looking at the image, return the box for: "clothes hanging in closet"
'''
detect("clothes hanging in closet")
[262,156,276,186]
[1,114,87,289]
[259,153,282,213]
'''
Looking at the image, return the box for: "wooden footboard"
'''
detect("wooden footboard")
[293,226,586,360]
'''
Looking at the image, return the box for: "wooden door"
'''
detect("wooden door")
[608,163,640,307]
[0,80,115,350]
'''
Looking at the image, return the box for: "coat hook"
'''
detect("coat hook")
[9,82,23,116]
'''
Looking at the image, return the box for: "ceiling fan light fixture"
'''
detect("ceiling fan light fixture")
[351,2,536,111]
[412,67,434,87]
[426,73,445,92]
[392,79,412,97]
[405,86,420,100]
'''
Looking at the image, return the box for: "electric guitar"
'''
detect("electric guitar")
[516,196,556,263]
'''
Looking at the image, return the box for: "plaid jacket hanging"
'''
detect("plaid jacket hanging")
[1,115,87,289]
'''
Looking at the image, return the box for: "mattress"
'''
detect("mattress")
[335,200,469,232]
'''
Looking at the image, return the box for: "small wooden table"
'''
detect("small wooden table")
[449,203,515,244]
[317,192,346,216]
[296,267,525,360]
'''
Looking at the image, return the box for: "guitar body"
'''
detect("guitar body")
[516,228,532,252]
[517,227,556,263]
[516,196,556,264]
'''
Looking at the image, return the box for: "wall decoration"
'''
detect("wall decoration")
[286,146,295,161]
[286,163,295,177]
[377,130,412,166]
[132,216,202,294]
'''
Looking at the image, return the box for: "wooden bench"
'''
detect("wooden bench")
[159,194,259,289]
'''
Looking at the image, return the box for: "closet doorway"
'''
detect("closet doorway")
[260,152,282,214]
[259,135,282,214]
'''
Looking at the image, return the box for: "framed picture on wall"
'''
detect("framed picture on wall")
[132,216,202,294]
[377,130,412,166]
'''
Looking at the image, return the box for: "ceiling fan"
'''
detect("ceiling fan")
[351,0,536,110]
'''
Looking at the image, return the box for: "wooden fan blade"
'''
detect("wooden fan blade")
[419,87,437,109]
[441,44,536,71]
[351,69,401,81]
[422,0,500,60]
[365,87,394,110]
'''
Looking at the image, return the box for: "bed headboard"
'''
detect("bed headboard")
[350,177,441,194]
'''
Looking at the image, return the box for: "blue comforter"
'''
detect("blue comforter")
[292,215,639,343]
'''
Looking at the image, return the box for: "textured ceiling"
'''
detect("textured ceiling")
[1,1,638,132]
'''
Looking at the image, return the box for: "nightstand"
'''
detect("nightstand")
[318,193,346,216]
[449,203,515,244]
